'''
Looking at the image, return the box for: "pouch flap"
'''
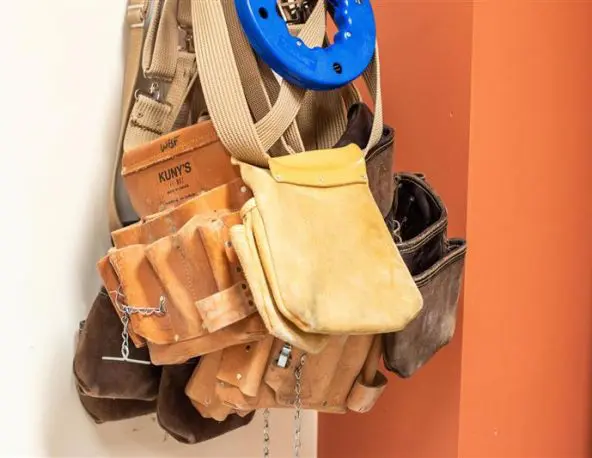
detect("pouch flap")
[147,315,267,365]
[196,282,257,333]
[96,255,145,348]
[268,144,368,187]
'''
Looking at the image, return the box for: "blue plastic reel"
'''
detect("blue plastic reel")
[235,0,376,91]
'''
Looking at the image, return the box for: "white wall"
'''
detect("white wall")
[0,1,316,456]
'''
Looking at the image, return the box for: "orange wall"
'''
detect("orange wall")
[459,1,592,457]
[319,1,592,457]
[319,1,473,457]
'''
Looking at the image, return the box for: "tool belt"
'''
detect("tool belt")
[72,0,466,451]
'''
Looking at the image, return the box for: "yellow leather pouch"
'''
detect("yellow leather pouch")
[230,144,423,344]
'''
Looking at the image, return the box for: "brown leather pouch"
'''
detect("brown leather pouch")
[383,173,467,377]
[335,103,395,217]
[98,182,266,364]
[156,361,255,444]
[186,335,388,419]
[121,120,240,218]
[73,289,161,400]
[77,387,157,424]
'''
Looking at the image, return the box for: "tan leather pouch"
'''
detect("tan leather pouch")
[186,335,388,419]
[122,121,240,217]
[111,178,251,248]
[231,144,423,345]
[96,255,145,348]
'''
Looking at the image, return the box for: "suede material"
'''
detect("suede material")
[157,362,255,444]
[73,288,161,400]
[77,386,157,424]
[335,103,395,216]
[382,174,467,378]
[233,145,422,337]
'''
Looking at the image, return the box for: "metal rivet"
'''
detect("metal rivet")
[240,186,247,193]
[296,40,303,47]
[241,283,247,290]
[236,373,242,380]
[225,241,232,248]
[174,334,180,342]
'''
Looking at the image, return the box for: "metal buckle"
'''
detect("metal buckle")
[134,81,163,103]
[277,0,313,25]
[127,4,146,29]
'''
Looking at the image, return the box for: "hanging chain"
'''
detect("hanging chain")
[263,408,271,458]
[102,287,166,365]
[293,354,306,458]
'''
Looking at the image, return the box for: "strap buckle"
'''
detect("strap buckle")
[277,0,313,25]
[126,3,146,29]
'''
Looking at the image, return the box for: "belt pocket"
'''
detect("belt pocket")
[383,239,467,378]
[121,121,240,218]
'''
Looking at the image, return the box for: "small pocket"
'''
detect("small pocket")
[121,120,240,217]
[390,173,448,276]
[73,289,161,400]
[383,239,467,378]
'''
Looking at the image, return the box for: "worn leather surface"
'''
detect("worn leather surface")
[122,120,240,218]
[387,173,448,276]
[77,387,157,424]
[335,103,395,217]
[384,240,467,378]
[232,144,422,340]
[186,335,388,420]
[73,288,161,400]
[97,180,266,364]
[382,173,467,377]
[156,362,255,444]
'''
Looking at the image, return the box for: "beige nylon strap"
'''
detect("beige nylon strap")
[124,51,198,151]
[110,0,199,231]
[192,0,327,166]
[142,0,181,81]
[193,0,383,166]
[109,0,150,232]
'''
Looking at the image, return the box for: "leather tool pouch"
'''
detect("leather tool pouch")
[335,103,395,217]
[231,145,422,353]
[156,361,255,444]
[383,173,467,377]
[97,181,267,365]
[77,388,157,424]
[122,121,240,218]
[186,335,388,420]
[73,288,161,400]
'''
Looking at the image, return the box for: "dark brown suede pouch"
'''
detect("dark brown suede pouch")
[156,362,255,444]
[383,173,467,378]
[77,382,157,424]
[73,288,161,400]
[335,103,395,217]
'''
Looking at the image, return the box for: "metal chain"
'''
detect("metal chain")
[102,288,166,365]
[293,354,306,458]
[263,408,270,458]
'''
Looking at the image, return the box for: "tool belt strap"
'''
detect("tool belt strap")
[192,0,383,167]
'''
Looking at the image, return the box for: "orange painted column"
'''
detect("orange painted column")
[459,1,592,457]
[319,1,592,457]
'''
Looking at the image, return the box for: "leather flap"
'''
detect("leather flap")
[196,282,257,333]
[268,144,368,187]
[346,371,388,413]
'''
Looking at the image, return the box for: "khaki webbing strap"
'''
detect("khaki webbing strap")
[192,0,326,166]
[193,0,383,166]
[142,0,180,81]
[124,51,198,151]
[109,0,150,232]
